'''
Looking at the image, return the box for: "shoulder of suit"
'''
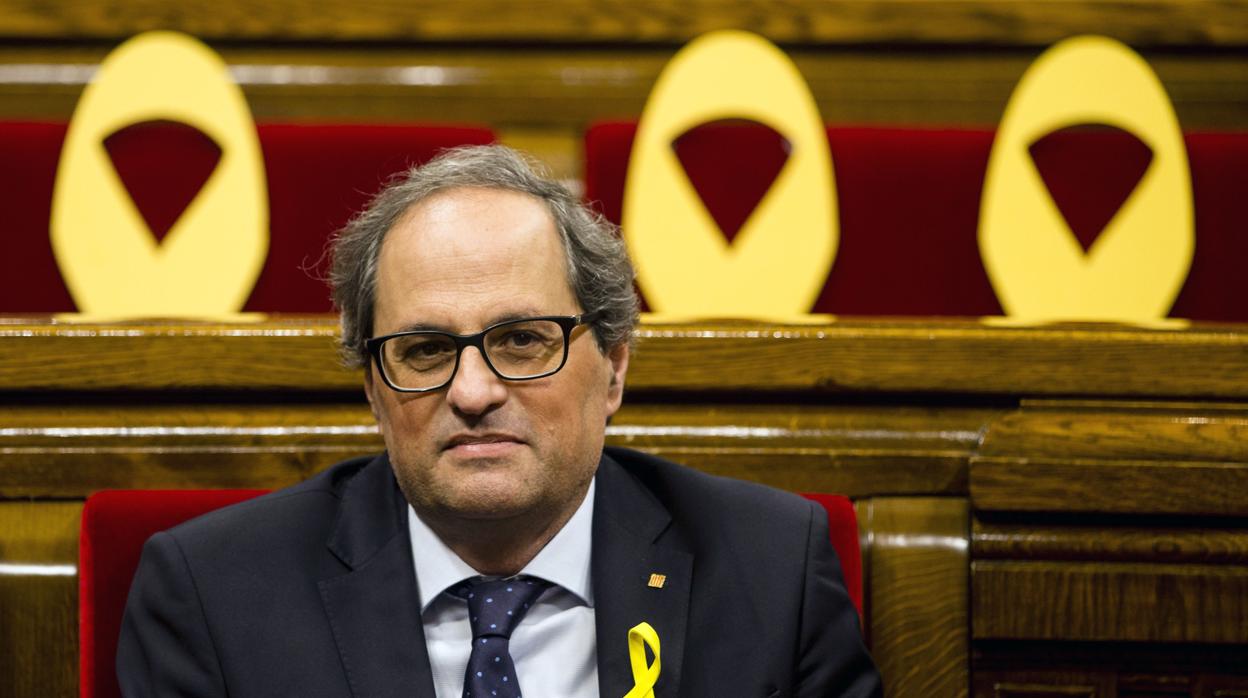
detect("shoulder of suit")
[163,453,382,544]
[602,445,816,525]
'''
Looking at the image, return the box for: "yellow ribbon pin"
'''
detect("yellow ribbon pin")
[622,622,661,698]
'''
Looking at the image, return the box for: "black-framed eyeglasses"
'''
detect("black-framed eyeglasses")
[365,312,602,393]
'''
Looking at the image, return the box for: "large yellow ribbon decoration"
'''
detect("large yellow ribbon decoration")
[622,622,661,698]
[51,31,268,317]
[978,35,1193,321]
[623,30,836,318]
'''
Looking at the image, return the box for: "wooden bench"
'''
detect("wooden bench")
[2,316,1247,696]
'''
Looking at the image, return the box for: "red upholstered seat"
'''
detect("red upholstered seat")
[0,122,495,313]
[800,493,865,620]
[584,121,1248,321]
[79,489,267,698]
[79,487,864,697]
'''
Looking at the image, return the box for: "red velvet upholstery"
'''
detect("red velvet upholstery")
[79,487,864,696]
[584,121,1248,321]
[800,493,864,619]
[79,489,267,698]
[0,122,494,313]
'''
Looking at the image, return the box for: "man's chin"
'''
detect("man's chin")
[438,488,540,521]
[431,468,540,520]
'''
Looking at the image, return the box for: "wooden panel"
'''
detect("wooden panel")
[984,681,1102,698]
[973,403,1248,515]
[0,403,380,496]
[0,316,355,391]
[0,501,80,698]
[6,318,1248,398]
[972,458,1248,516]
[859,496,969,698]
[605,320,1248,399]
[0,401,988,497]
[0,47,1243,135]
[972,560,1248,643]
[988,683,1099,697]
[973,521,1248,564]
[974,641,1248,697]
[610,403,984,496]
[1202,675,1248,697]
[1,0,1244,47]
[979,402,1248,463]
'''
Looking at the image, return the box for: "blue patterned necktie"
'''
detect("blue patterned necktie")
[451,576,551,698]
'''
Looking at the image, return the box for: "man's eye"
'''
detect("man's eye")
[415,341,447,356]
[399,339,452,362]
[504,331,538,347]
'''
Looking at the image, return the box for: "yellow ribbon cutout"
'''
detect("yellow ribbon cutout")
[51,31,269,318]
[622,622,661,698]
[623,30,836,319]
[978,35,1193,321]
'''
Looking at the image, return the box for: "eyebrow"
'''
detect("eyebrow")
[392,309,551,335]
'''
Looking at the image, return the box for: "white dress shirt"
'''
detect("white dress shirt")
[408,479,599,698]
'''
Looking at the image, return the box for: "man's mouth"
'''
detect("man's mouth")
[442,433,525,455]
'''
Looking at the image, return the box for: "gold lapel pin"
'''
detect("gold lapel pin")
[647,573,666,589]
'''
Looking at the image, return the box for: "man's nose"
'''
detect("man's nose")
[446,347,508,415]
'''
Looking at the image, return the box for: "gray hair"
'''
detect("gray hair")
[329,144,639,369]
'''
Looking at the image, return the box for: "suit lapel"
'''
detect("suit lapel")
[592,454,693,698]
[318,454,437,698]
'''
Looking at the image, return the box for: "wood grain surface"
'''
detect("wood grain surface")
[859,496,969,698]
[5,317,1248,398]
[0,316,355,391]
[0,502,80,698]
[0,401,990,497]
[1,0,1244,47]
[973,402,1248,516]
[5,318,1248,696]
[979,401,1248,462]
[974,641,1248,697]
[971,458,1248,516]
[2,45,1243,131]
[972,560,1248,643]
[974,520,1248,564]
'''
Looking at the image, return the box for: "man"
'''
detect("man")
[118,145,882,697]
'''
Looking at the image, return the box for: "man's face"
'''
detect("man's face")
[365,186,628,525]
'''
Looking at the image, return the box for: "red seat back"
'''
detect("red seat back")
[800,493,865,619]
[584,121,1248,322]
[79,489,267,698]
[0,122,496,313]
[80,487,864,696]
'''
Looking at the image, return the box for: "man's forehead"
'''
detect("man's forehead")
[372,186,578,332]
[396,186,551,230]
[382,187,558,259]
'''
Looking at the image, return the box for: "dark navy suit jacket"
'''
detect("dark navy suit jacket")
[118,447,882,697]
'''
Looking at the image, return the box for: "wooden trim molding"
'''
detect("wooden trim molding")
[5,316,1248,398]
[1,1,1245,48]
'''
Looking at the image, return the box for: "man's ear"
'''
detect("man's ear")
[362,366,382,422]
[604,342,629,415]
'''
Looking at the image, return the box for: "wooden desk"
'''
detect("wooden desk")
[1,316,1246,696]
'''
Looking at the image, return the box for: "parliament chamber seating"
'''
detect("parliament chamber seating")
[584,121,1248,321]
[3,317,1247,697]
[78,490,267,698]
[76,487,862,698]
[2,1,1247,696]
[0,122,495,314]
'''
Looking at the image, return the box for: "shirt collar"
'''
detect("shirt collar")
[408,477,596,612]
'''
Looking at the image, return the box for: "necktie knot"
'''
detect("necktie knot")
[452,576,550,640]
